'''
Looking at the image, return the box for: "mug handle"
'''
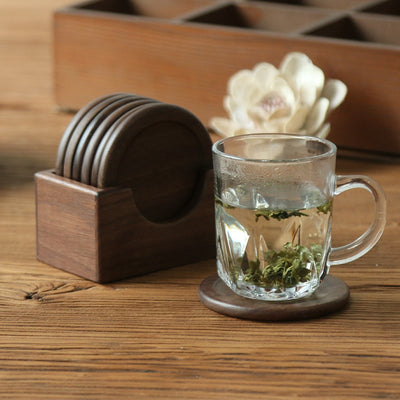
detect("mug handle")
[328,175,386,266]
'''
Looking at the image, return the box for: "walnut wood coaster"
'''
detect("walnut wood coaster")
[2,3,400,397]
[199,274,350,321]
[36,93,215,282]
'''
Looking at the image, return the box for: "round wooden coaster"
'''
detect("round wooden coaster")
[198,275,350,321]
[71,95,141,181]
[88,99,158,186]
[80,98,157,185]
[63,93,130,179]
[95,102,212,223]
[55,93,123,176]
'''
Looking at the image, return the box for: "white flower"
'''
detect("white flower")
[210,52,347,139]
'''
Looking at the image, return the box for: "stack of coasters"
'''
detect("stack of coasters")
[36,93,215,282]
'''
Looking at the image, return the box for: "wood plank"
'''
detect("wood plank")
[53,0,400,156]
[0,1,399,399]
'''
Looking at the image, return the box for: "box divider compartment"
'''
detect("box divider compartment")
[53,0,400,158]
[244,0,379,11]
[303,13,400,46]
[184,2,339,34]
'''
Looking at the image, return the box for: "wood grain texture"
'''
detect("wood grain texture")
[53,0,400,156]
[198,274,350,321]
[0,1,399,399]
[36,169,215,282]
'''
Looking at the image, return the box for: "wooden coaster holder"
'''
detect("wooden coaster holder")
[35,169,215,283]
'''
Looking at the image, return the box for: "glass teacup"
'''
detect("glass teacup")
[213,134,386,301]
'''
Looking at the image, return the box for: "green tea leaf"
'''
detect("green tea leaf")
[242,242,323,289]
[255,209,308,222]
[215,198,235,209]
[317,199,333,214]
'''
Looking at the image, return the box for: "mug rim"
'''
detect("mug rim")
[212,133,337,164]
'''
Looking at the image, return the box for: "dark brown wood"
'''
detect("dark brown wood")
[55,92,119,176]
[2,1,400,398]
[199,274,350,321]
[35,169,215,282]
[89,99,158,186]
[95,102,213,222]
[62,93,128,179]
[80,97,158,185]
[53,0,400,158]
[69,94,136,180]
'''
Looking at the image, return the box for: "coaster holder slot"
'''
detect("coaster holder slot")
[35,169,215,283]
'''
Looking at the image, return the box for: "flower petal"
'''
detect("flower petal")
[284,106,310,133]
[245,76,295,124]
[280,52,311,73]
[279,52,311,89]
[261,118,287,133]
[268,77,296,117]
[234,128,253,136]
[314,123,331,139]
[229,75,262,106]
[214,53,343,140]
[304,97,330,135]
[280,52,324,98]
[247,105,267,126]
[209,117,240,137]
[253,62,279,90]
[309,64,325,98]
[227,69,257,101]
[322,79,347,111]
[227,69,251,97]
[298,84,317,108]
[224,96,255,129]
[246,141,284,160]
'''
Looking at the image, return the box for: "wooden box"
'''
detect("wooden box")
[53,0,400,158]
[35,170,215,283]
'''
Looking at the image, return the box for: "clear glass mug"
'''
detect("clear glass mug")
[212,134,386,301]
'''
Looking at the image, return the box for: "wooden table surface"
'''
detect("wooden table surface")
[1,1,399,399]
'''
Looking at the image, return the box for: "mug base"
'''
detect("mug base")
[198,274,349,321]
